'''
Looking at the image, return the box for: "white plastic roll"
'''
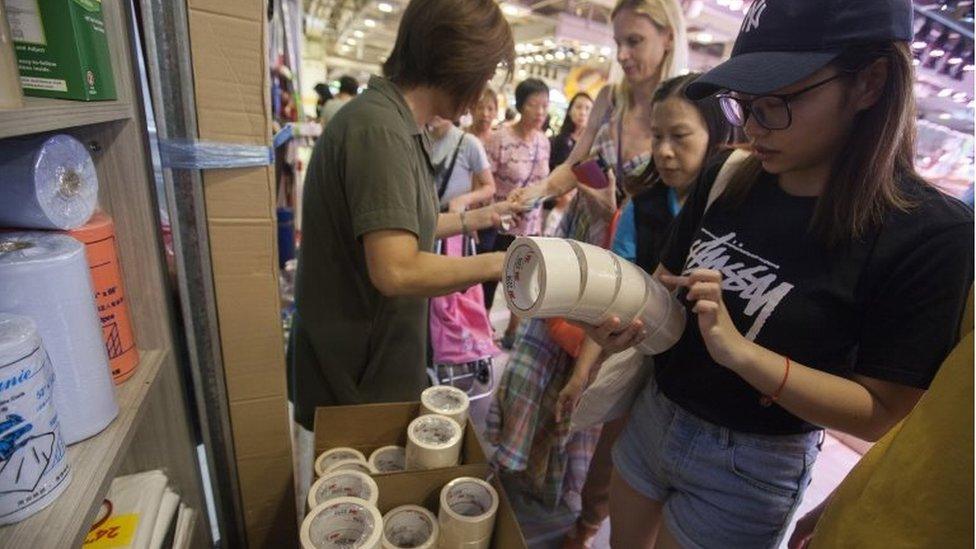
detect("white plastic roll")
[301,497,383,549]
[610,259,652,326]
[565,241,619,323]
[0,233,118,445]
[368,445,406,474]
[405,415,462,471]
[308,470,379,511]
[437,477,498,543]
[636,272,687,355]
[0,314,71,524]
[327,458,373,475]
[315,447,367,477]
[503,237,583,318]
[0,135,98,230]
[382,505,438,549]
[420,385,470,426]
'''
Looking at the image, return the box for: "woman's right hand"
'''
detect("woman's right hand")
[571,316,646,355]
[555,373,587,423]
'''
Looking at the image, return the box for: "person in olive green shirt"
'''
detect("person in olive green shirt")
[287,0,517,518]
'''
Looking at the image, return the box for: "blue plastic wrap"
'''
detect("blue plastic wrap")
[158,139,274,169]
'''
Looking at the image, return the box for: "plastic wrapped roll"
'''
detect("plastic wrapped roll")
[503,237,583,318]
[437,477,498,544]
[0,134,98,230]
[565,241,619,323]
[69,212,139,384]
[0,1,23,109]
[301,497,383,549]
[315,447,367,477]
[636,272,686,355]
[307,470,379,511]
[368,446,406,474]
[0,233,118,444]
[0,314,71,524]
[382,505,438,549]
[420,386,470,426]
[405,415,462,471]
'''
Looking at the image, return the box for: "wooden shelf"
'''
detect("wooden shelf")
[0,96,132,140]
[0,348,167,548]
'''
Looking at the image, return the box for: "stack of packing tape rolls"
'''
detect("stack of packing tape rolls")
[437,477,499,549]
[315,447,369,477]
[0,314,71,524]
[502,236,686,355]
[302,496,384,549]
[420,385,469,426]
[405,414,463,471]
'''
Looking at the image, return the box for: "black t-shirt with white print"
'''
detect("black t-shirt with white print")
[657,151,974,435]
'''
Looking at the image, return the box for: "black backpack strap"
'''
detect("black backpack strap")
[438,134,466,200]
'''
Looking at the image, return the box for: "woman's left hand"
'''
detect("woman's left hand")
[661,269,753,370]
[490,200,525,230]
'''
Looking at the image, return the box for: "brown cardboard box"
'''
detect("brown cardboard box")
[313,402,488,469]
[373,464,528,549]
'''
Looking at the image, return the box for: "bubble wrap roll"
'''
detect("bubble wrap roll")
[0,134,98,230]
[0,233,118,444]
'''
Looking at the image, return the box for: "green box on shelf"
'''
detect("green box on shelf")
[5,0,116,101]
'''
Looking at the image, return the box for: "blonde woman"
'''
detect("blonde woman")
[486,0,687,543]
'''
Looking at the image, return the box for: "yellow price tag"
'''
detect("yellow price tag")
[83,513,139,548]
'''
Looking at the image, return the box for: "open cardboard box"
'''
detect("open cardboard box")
[373,463,528,549]
[313,401,488,473]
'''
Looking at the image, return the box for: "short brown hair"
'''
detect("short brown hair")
[382,0,514,113]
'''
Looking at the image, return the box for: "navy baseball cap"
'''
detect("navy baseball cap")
[685,0,914,100]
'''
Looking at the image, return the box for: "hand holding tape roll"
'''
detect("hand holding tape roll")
[307,470,379,511]
[301,497,383,549]
[420,386,470,426]
[405,414,463,471]
[315,447,368,477]
[382,505,438,549]
[503,236,686,354]
[437,477,498,548]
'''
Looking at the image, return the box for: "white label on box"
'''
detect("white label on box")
[5,0,46,45]
[20,76,67,91]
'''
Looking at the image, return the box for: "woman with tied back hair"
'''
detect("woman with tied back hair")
[288,0,519,518]
[580,1,973,546]
[486,0,688,535]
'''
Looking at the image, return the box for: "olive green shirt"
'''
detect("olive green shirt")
[289,76,438,429]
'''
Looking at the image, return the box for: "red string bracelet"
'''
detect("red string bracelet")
[760,356,791,407]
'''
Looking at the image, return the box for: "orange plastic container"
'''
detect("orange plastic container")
[69,212,138,384]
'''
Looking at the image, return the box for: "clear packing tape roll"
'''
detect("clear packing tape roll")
[382,505,438,549]
[308,470,379,511]
[405,415,463,471]
[302,497,383,549]
[503,237,686,355]
[420,386,470,426]
[315,447,368,477]
[0,134,98,230]
[0,233,118,444]
[437,477,498,549]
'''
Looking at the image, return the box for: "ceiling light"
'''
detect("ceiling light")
[544,39,555,48]
[964,64,976,72]
[948,57,963,65]
[353,30,365,38]
[953,92,968,101]
[696,32,714,44]
[580,51,591,60]
[500,3,529,17]
[912,40,927,49]
[378,2,394,13]
[364,18,376,27]
[338,45,350,54]
[346,38,357,45]
[939,113,952,120]
[534,54,544,62]
[912,58,921,66]
[518,69,528,77]
[515,43,527,53]
[599,46,612,56]
[728,0,743,9]
[598,55,607,62]
[930,48,946,57]
[555,51,566,60]
[938,88,954,97]
[544,53,555,61]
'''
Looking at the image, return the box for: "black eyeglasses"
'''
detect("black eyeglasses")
[716,72,852,130]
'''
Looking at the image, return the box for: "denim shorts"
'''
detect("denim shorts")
[612,375,822,549]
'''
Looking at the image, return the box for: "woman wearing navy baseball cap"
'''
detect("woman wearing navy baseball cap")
[581,0,974,547]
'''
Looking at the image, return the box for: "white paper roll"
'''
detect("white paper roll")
[308,470,379,511]
[301,497,384,549]
[0,135,98,230]
[0,314,71,524]
[0,233,118,445]
[636,272,687,355]
[405,415,462,471]
[437,477,498,543]
[420,386,470,426]
[368,446,406,474]
[382,505,438,549]
[503,237,583,318]
[565,241,619,323]
[315,447,368,477]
